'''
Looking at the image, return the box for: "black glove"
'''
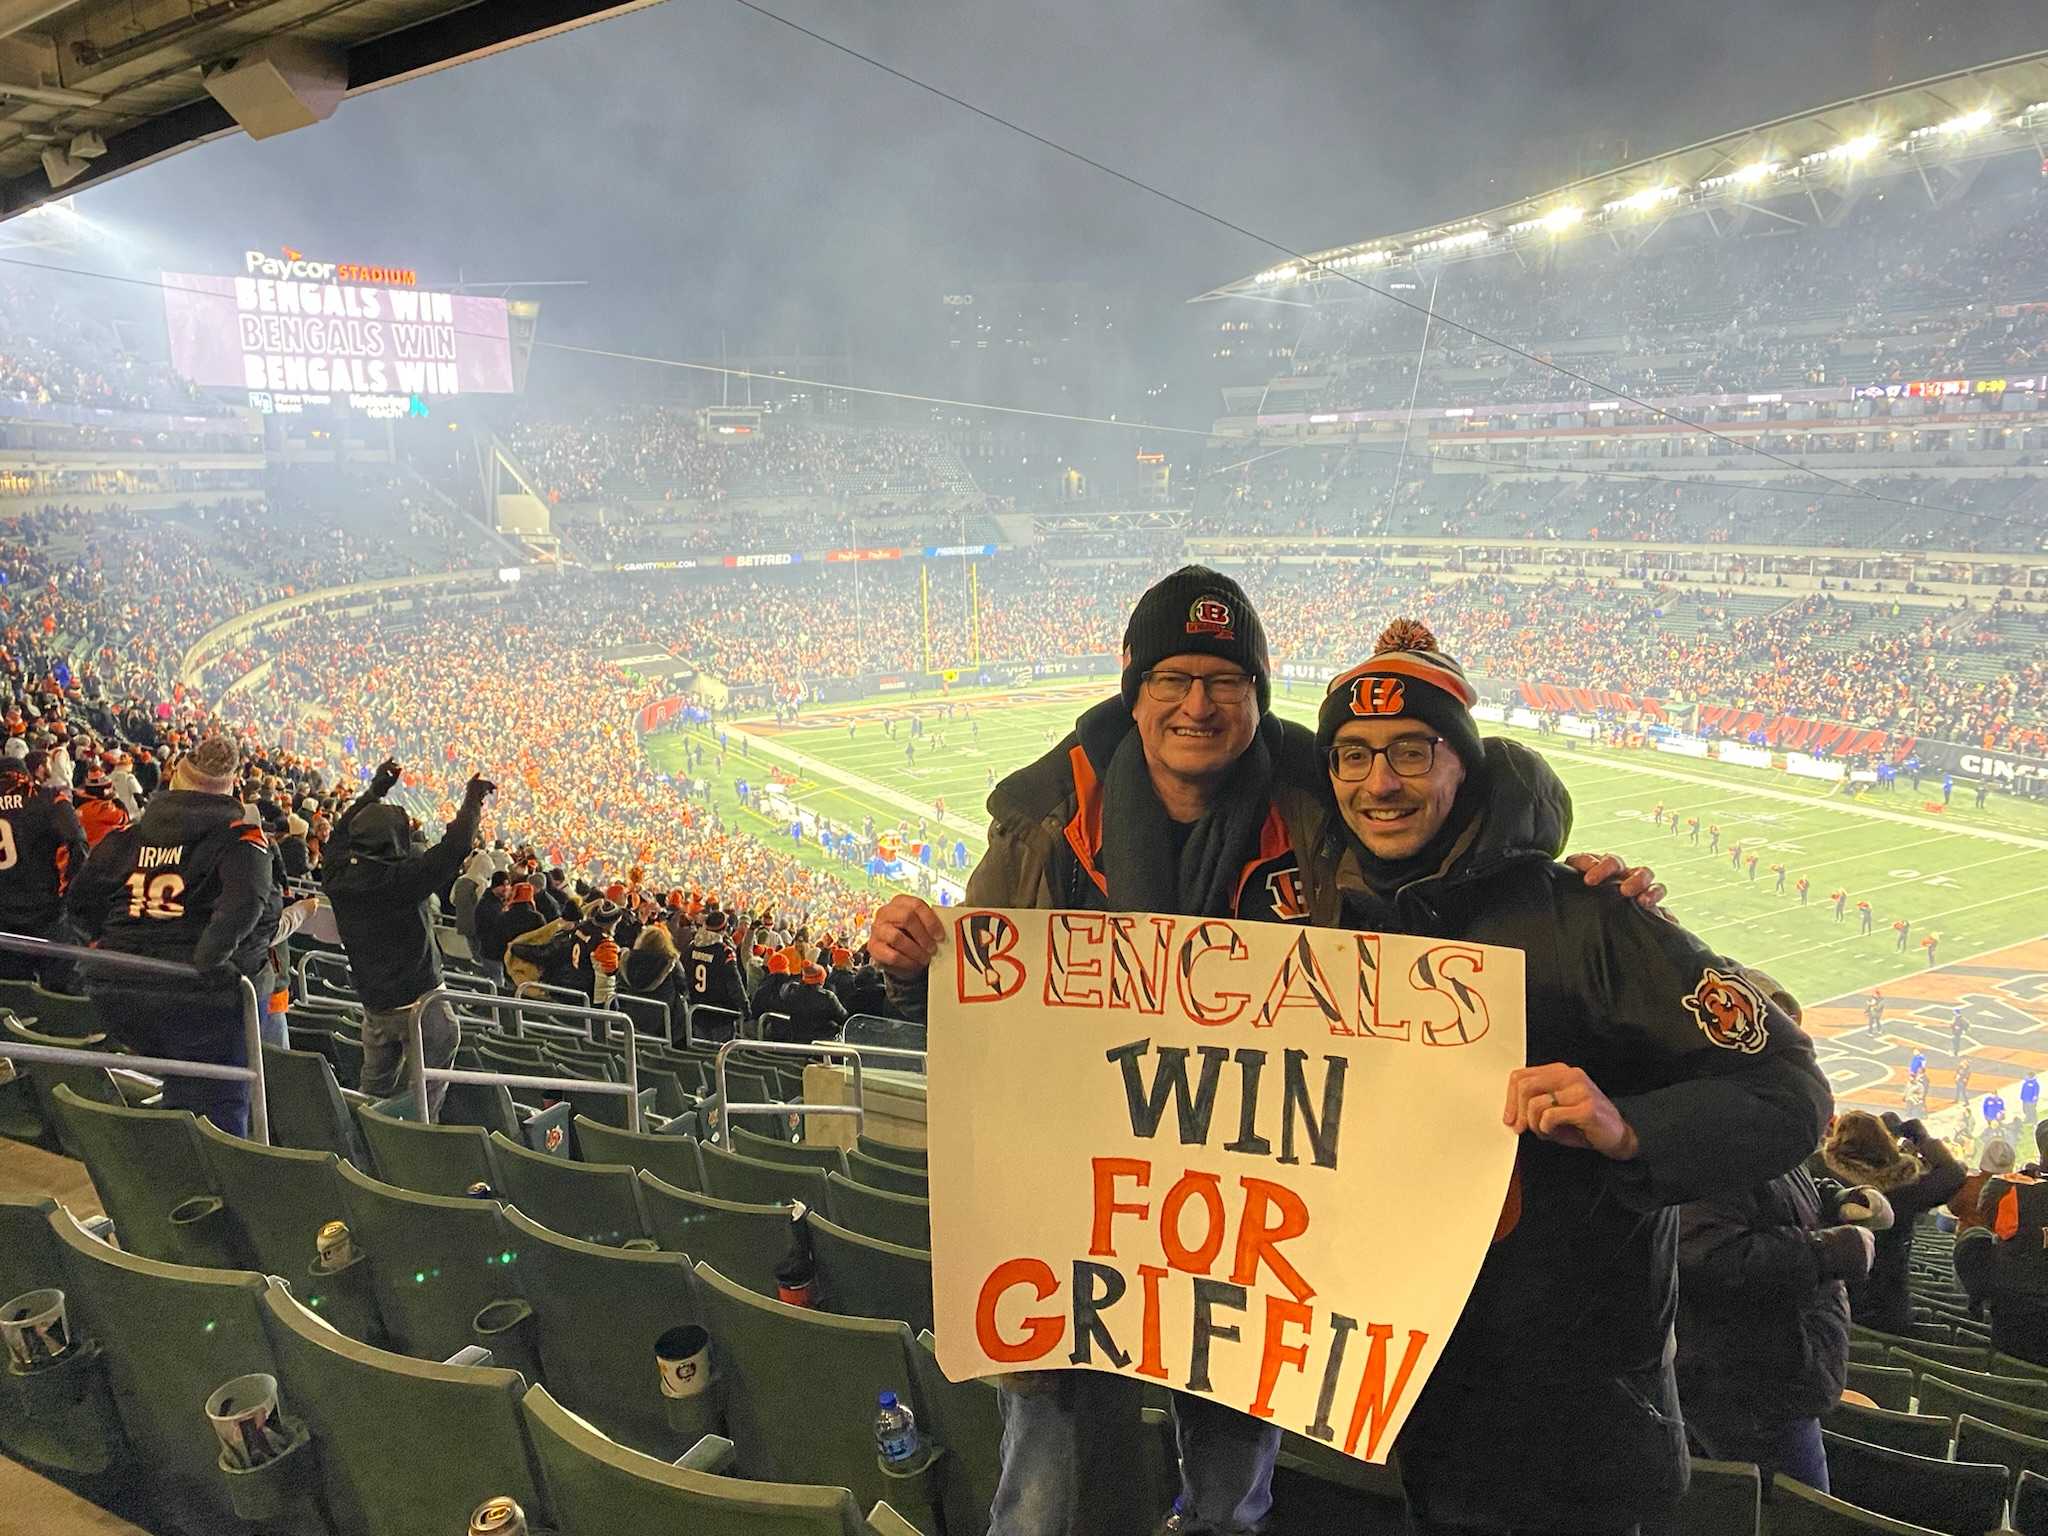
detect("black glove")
[370,759,401,797]
[1813,1224,1876,1282]
[464,774,497,802]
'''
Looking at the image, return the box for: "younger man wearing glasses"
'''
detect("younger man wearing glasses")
[1316,620,1830,1536]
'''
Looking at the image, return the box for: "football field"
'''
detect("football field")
[647,681,2048,1120]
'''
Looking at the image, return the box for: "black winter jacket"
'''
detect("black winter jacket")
[70,789,276,988]
[321,788,485,1011]
[1326,741,1832,1532]
[1677,1170,1858,1427]
[770,982,847,1044]
[1955,1226,2048,1366]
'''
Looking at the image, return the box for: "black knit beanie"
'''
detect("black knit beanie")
[1317,618,1484,771]
[1120,566,1271,712]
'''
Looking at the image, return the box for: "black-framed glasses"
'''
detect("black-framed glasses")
[1329,736,1442,781]
[1142,670,1255,705]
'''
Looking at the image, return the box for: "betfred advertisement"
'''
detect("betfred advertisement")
[161,252,515,399]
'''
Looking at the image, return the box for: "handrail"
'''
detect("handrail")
[420,986,641,1130]
[0,931,269,1144]
[711,1037,929,1147]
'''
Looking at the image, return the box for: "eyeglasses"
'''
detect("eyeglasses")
[1142,670,1256,705]
[1329,736,1443,781]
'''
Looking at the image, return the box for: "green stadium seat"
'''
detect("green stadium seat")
[1845,1363,1914,1413]
[262,1041,370,1167]
[844,1149,928,1197]
[1768,1474,1947,1536]
[639,1173,790,1296]
[523,1381,883,1535]
[809,1213,932,1335]
[0,1193,92,1473]
[328,1031,365,1090]
[2018,1470,2048,1536]
[733,1124,850,1174]
[1824,1400,1953,1460]
[572,1114,706,1190]
[824,1172,931,1251]
[1,1014,131,1161]
[259,1280,550,1536]
[486,1131,649,1246]
[693,1260,930,1518]
[1819,1429,2006,1536]
[1920,1362,2048,1409]
[1848,1338,1891,1367]
[636,1065,697,1121]
[855,1136,927,1171]
[25,985,103,1039]
[355,1102,495,1197]
[1955,1412,2048,1499]
[0,1063,46,1148]
[1918,1373,2048,1437]
[333,1159,520,1364]
[1642,1457,1759,1536]
[0,1191,62,1309]
[47,1207,280,1531]
[50,1085,242,1269]
[701,1141,833,1209]
[910,1328,1005,1536]
[1996,1354,2048,1382]
[191,1117,384,1343]
[1885,1337,1991,1370]
[495,1206,699,1457]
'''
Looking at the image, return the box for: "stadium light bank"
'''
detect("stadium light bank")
[1229,88,2047,295]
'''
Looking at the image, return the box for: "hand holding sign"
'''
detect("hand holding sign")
[870,893,945,980]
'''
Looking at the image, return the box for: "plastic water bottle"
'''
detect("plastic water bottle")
[874,1391,921,1468]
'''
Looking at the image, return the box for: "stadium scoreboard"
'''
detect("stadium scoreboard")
[160,246,519,417]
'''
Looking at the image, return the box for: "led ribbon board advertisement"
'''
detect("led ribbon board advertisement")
[928,908,1525,1463]
[160,253,515,399]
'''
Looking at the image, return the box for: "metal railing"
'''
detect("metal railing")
[0,932,270,1144]
[712,1037,928,1146]
[292,951,659,1129]
[416,986,644,1130]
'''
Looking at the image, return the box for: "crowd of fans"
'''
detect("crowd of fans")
[1195,453,2048,554]
[0,269,222,417]
[506,412,977,505]
[1280,177,2048,412]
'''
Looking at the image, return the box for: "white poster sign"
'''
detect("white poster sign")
[927,908,1526,1463]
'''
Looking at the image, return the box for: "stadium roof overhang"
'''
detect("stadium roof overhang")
[0,0,666,221]
[1194,49,2048,303]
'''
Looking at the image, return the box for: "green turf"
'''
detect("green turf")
[644,681,2048,1012]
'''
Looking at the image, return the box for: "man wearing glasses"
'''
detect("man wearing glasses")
[871,570,1664,1536]
[1314,620,1829,1536]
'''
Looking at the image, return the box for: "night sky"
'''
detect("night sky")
[69,0,2048,413]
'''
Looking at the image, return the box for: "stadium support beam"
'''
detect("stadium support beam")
[0,0,669,220]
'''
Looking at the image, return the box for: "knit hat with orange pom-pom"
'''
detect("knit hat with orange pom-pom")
[1317,619,1481,768]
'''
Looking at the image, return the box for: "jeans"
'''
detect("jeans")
[986,1375,1279,1536]
[94,983,250,1137]
[359,994,460,1116]
[1689,1412,1826,1493]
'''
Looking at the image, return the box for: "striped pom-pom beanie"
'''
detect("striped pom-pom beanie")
[1316,619,1483,769]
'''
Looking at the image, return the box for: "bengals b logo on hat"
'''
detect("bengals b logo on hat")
[1349,676,1406,717]
[1186,596,1236,640]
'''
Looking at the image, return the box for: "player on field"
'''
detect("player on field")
[1832,889,1847,921]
